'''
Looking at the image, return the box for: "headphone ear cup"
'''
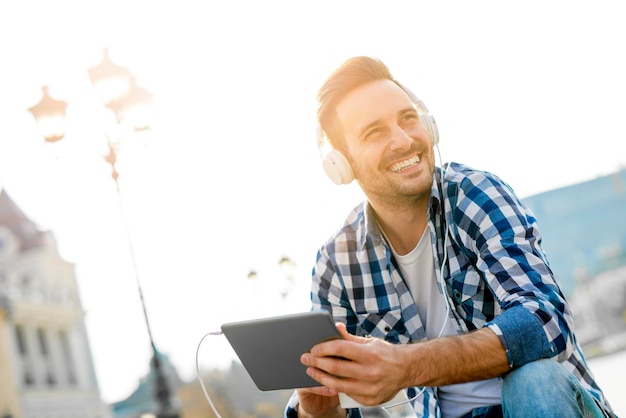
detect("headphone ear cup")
[322,149,354,185]
[420,112,439,145]
[401,84,440,146]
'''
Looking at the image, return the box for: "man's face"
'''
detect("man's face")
[335,79,436,205]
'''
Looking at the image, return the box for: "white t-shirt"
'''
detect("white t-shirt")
[389,227,502,417]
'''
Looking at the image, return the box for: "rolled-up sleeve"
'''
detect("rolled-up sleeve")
[487,306,557,368]
[452,170,575,368]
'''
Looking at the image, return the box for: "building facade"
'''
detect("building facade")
[522,167,626,354]
[0,189,112,418]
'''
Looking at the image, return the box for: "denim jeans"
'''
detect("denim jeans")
[460,359,609,418]
[500,359,609,418]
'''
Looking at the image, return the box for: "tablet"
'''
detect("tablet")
[221,310,341,391]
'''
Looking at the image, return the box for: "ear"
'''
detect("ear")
[317,125,355,185]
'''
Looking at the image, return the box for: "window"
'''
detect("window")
[38,328,56,387]
[60,330,77,385]
[15,324,35,386]
[15,325,27,355]
[37,328,48,356]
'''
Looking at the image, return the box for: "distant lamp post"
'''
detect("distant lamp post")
[278,255,294,269]
[27,48,178,418]
[246,255,296,302]
[278,255,296,300]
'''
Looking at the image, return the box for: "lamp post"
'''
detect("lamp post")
[27,86,67,143]
[27,48,179,418]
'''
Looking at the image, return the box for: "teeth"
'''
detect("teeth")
[391,155,420,172]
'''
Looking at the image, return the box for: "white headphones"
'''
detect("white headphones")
[317,86,439,185]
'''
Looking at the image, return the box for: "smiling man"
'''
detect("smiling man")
[285,56,616,418]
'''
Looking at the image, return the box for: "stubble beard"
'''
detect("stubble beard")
[359,167,434,209]
[391,174,434,206]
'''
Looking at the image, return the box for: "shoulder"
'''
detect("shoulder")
[442,163,538,236]
[319,201,368,251]
[443,162,519,201]
[445,162,510,188]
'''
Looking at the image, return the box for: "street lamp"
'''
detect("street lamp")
[87,48,152,131]
[27,86,67,143]
[27,48,178,418]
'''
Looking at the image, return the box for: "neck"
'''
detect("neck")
[369,197,429,256]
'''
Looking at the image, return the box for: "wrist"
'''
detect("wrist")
[397,342,430,388]
[297,404,347,418]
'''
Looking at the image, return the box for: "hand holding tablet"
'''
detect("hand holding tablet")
[221,310,342,391]
[221,310,414,413]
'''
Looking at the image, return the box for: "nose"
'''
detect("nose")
[389,124,413,151]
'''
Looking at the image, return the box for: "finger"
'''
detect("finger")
[298,386,338,397]
[335,322,351,339]
[305,364,379,401]
[309,338,373,364]
[308,339,355,361]
[305,363,354,392]
[303,351,363,383]
[336,322,371,344]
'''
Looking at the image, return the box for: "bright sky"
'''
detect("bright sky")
[1,0,625,406]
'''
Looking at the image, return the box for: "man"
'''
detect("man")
[285,56,615,417]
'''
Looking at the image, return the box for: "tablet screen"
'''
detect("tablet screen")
[221,310,341,391]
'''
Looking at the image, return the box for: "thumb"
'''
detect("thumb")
[335,322,367,343]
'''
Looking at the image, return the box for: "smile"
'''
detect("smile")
[390,155,420,172]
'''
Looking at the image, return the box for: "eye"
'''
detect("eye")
[401,111,419,123]
[363,126,385,141]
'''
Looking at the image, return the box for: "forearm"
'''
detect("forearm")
[403,327,510,387]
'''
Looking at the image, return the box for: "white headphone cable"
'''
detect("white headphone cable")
[381,145,450,417]
[435,142,452,342]
[195,330,225,418]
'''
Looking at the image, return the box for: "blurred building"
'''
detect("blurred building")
[522,167,626,355]
[0,189,111,418]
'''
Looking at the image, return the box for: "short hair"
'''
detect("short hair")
[317,56,401,149]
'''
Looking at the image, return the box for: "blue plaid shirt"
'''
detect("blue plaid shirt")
[286,162,614,417]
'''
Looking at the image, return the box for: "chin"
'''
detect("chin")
[406,175,434,194]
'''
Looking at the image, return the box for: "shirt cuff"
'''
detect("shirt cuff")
[487,305,555,368]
